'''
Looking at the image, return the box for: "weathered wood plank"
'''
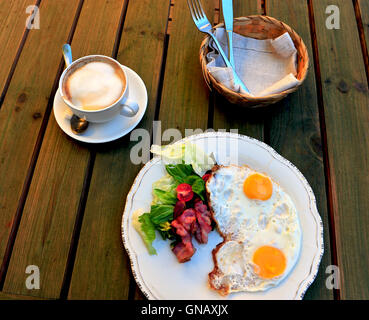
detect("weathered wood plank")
[134,285,146,300]
[2,0,125,298]
[158,0,215,133]
[313,0,369,299]
[0,291,47,300]
[0,0,81,289]
[0,0,37,98]
[213,0,264,140]
[67,0,171,299]
[223,0,262,18]
[266,0,333,300]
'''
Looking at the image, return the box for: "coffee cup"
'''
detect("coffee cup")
[59,55,139,123]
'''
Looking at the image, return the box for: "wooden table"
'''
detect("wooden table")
[0,0,368,300]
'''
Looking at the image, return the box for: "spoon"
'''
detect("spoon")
[62,44,89,134]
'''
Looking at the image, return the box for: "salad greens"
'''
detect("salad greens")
[152,174,176,192]
[150,204,175,225]
[165,163,196,183]
[135,142,215,255]
[184,175,206,201]
[152,189,177,206]
[132,210,157,255]
[165,164,206,201]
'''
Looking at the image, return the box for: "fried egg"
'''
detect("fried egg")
[206,165,302,295]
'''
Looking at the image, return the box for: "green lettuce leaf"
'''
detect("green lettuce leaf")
[152,174,177,193]
[165,164,195,183]
[150,204,174,226]
[152,189,177,205]
[132,211,157,255]
[151,174,177,205]
[184,175,205,201]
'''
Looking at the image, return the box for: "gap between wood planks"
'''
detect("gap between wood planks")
[261,0,266,15]
[0,0,85,292]
[306,0,343,300]
[0,0,41,110]
[353,0,369,86]
[206,0,221,131]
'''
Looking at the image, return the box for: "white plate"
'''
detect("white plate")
[121,132,324,300]
[53,65,147,143]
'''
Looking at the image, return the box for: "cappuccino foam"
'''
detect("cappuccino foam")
[64,61,125,111]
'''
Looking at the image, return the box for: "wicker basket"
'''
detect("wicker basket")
[200,15,309,107]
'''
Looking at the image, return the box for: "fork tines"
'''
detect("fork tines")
[187,0,205,21]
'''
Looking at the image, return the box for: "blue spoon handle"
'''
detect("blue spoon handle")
[62,44,73,67]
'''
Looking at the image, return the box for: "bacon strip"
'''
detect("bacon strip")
[171,218,196,263]
[171,201,213,262]
[176,208,196,232]
[194,200,212,244]
[173,200,186,219]
[172,241,195,263]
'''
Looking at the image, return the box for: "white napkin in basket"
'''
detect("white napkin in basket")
[206,29,300,96]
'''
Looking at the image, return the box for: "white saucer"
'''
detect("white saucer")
[53,65,148,143]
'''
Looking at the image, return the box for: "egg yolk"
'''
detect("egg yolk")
[252,246,287,279]
[243,173,273,200]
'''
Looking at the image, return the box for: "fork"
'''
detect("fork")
[187,0,251,94]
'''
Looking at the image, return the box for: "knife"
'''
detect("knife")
[222,0,235,68]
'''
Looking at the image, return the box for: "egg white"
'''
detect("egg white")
[207,165,302,293]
